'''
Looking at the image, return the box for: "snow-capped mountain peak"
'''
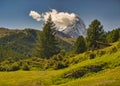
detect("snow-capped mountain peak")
[58,15,86,38]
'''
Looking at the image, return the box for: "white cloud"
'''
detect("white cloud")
[29,11,41,21]
[29,9,77,30]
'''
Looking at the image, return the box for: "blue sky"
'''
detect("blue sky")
[0,0,120,31]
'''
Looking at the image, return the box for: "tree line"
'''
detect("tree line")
[34,16,120,58]
[0,16,120,71]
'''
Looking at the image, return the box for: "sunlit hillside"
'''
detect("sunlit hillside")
[0,41,120,86]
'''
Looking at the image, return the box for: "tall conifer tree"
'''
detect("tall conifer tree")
[86,19,105,50]
[34,15,59,58]
[74,36,86,54]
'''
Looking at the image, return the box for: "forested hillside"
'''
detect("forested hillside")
[0,28,74,61]
[0,18,120,86]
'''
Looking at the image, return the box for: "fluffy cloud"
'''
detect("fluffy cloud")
[29,9,77,30]
[29,11,41,21]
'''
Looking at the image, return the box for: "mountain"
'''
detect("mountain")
[0,28,38,60]
[0,27,19,38]
[55,31,71,38]
[0,28,74,61]
[59,15,86,38]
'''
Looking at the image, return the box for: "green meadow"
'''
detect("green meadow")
[0,42,120,86]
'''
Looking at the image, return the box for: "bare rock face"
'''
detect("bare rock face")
[55,31,71,38]
[57,15,86,38]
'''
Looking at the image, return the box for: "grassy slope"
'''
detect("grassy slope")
[0,70,62,86]
[0,43,120,86]
[58,66,120,86]
[0,66,120,86]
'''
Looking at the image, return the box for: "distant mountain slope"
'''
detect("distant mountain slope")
[60,15,86,38]
[55,31,71,38]
[0,28,38,59]
[0,27,19,38]
[0,28,74,60]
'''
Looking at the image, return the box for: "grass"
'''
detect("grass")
[50,48,120,85]
[0,70,63,86]
[0,42,120,86]
[56,66,120,86]
[0,66,120,86]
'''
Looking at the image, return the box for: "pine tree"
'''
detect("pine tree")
[34,15,59,59]
[74,36,86,54]
[86,19,105,50]
[106,29,119,43]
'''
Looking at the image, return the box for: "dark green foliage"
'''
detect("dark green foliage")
[53,61,67,70]
[34,16,60,58]
[0,57,47,71]
[25,57,46,70]
[22,63,30,71]
[108,46,118,54]
[64,68,86,78]
[74,36,86,54]
[106,28,120,43]
[0,27,15,38]
[0,29,38,59]
[45,51,68,69]
[0,28,73,61]
[64,63,105,78]
[0,46,23,62]
[89,53,96,59]
[0,59,20,71]
[0,20,120,73]
[57,38,74,51]
[10,62,20,71]
[44,50,88,70]
[84,51,96,59]
[96,50,106,56]
[86,19,105,50]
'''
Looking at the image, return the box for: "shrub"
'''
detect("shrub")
[108,46,117,54]
[64,63,105,78]
[96,50,106,56]
[85,51,96,59]
[0,65,6,71]
[22,63,30,70]
[10,62,20,71]
[89,53,96,59]
[52,54,63,61]
[54,61,68,70]
[64,68,86,78]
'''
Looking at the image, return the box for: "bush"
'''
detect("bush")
[52,54,63,61]
[89,53,96,59]
[45,52,69,70]
[85,51,96,59]
[22,63,29,70]
[108,46,117,54]
[96,50,106,56]
[10,62,20,71]
[0,65,6,71]
[54,61,68,70]
[64,68,86,78]
[64,63,105,78]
